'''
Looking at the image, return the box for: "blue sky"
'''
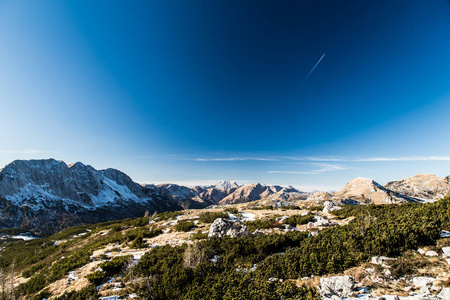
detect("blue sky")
[1,0,450,191]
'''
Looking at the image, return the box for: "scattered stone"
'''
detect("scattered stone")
[371,256,395,267]
[440,230,450,238]
[438,287,450,299]
[323,201,343,213]
[412,276,435,288]
[425,250,439,257]
[381,296,399,300]
[441,247,450,258]
[308,216,335,228]
[208,218,249,238]
[275,216,289,223]
[320,275,355,297]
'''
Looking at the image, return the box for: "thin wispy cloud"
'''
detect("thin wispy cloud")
[154,154,450,164]
[267,163,349,175]
[192,157,279,162]
[300,156,450,162]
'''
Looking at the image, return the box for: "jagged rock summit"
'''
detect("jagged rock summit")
[0,159,181,235]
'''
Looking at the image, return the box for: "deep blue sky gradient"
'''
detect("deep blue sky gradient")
[1,1,450,190]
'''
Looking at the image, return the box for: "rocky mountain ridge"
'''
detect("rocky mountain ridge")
[0,159,182,235]
[0,159,449,235]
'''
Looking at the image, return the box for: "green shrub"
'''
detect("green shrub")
[308,205,324,211]
[250,205,274,210]
[224,207,239,214]
[280,205,301,211]
[85,271,106,286]
[176,221,195,232]
[130,236,145,249]
[18,273,47,295]
[133,217,150,227]
[285,214,314,226]
[54,284,98,299]
[154,210,182,221]
[99,255,130,276]
[126,228,162,241]
[198,211,229,223]
[191,231,208,240]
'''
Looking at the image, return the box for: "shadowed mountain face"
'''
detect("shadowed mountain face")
[0,159,182,235]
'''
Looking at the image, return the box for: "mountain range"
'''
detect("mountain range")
[0,159,449,235]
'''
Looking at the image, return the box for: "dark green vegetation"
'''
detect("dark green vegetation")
[86,255,131,285]
[2,196,450,299]
[133,196,450,299]
[198,211,229,223]
[133,232,317,300]
[54,285,98,300]
[0,217,159,299]
[284,214,314,226]
[153,210,182,221]
[175,221,195,232]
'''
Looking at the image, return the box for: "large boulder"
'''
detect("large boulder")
[323,201,342,213]
[208,218,249,238]
[320,275,354,298]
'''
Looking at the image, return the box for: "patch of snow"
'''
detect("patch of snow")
[440,230,450,238]
[239,212,256,221]
[9,234,39,241]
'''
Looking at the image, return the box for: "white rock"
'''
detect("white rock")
[381,296,399,300]
[441,247,450,258]
[371,256,395,267]
[438,287,450,299]
[418,248,426,255]
[412,276,435,288]
[425,250,439,257]
[208,218,249,238]
[420,286,431,294]
[323,201,343,213]
[446,258,450,265]
[320,275,354,297]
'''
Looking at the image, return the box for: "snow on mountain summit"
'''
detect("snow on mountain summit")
[213,180,240,192]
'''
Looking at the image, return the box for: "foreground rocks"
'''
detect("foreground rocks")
[320,276,355,298]
[208,218,249,238]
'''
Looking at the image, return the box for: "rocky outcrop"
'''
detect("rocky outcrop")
[208,218,249,238]
[320,275,355,298]
[323,201,342,213]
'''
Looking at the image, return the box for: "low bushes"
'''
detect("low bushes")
[284,214,314,226]
[176,221,195,232]
[198,211,229,223]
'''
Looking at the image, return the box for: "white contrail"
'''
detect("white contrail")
[301,53,325,85]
